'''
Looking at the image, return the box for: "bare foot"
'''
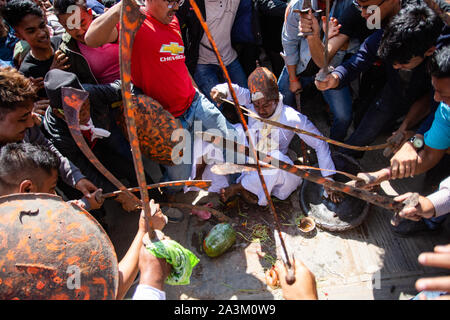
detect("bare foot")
[240,189,258,205]
[220,184,240,203]
[220,184,258,205]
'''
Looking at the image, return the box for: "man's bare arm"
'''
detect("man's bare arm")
[287,64,302,92]
[116,200,167,299]
[414,146,447,176]
[393,145,447,180]
[84,1,122,48]
[307,34,349,68]
[349,144,447,186]
[299,10,349,68]
[116,226,145,300]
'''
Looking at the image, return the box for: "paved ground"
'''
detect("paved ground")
[107,87,449,300]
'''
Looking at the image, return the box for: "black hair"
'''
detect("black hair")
[0,0,44,28]
[0,67,36,120]
[0,143,60,194]
[53,0,87,16]
[378,4,444,64]
[102,0,116,9]
[429,45,450,78]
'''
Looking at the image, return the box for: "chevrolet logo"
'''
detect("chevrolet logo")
[160,42,185,55]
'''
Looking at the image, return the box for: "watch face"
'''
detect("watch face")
[413,137,424,149]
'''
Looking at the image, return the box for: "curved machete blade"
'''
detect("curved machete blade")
[198,131,406,212]
[61,87,141,210]
[221,98,389,152]
[118,0,181,164]
[210,163,363,181]
[120,0,154,227]
[101,180,212,198]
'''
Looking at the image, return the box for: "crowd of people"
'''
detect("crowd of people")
[0,0,448,300]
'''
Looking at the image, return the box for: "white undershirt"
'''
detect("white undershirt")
[132,284,166,300]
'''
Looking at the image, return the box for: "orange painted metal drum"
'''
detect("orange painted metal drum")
[0,194,118,300]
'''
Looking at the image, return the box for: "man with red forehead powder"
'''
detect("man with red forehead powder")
[188,66,339,205]
[84,0,235,195]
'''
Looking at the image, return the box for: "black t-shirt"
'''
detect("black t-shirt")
[19,36,62,98]
[339,0,424,43]
[338,5,375,43]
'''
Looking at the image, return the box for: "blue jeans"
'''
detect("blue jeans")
[278,66,353,141]
[340,79,412,158]
[341,62,432,158]
[322,86,353,142]
[278,66,302,108]
[424,214,448,229]
[194,58,248,107]
[162,91,235,193]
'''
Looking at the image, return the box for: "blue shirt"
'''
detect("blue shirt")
[282,0,355,75]
[0,22,19,64]
[0,58,13,67]
[334,29,383,87]
[231,0,256,44]
[425,102,450,150]
[86,0,105,14]
[282,0,317,74]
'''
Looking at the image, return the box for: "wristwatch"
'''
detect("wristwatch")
[409,135,424,150]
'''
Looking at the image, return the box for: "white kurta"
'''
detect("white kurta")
[186,84,336,206]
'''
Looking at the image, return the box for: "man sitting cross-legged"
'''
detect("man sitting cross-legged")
[191,66,338,206]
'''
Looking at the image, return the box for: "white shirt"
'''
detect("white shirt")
[213,83,336,176]
[427,176,450,217]
[132,284,166,300]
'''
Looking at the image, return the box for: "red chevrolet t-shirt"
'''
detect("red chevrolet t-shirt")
[131,11,195,117]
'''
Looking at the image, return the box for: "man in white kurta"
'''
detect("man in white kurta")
[188,67,336,206]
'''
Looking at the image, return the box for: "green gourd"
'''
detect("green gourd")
[203,223,236,258]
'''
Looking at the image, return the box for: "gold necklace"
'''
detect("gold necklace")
[30,46,54,61]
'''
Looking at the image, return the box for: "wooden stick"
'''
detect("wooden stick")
[101,180,212,198]
[189,0,295,284]
[210,163,364,182]
[120,0,153,234]
[199,131,406,212]
[62,87,141,211]
[220,98,389,151]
